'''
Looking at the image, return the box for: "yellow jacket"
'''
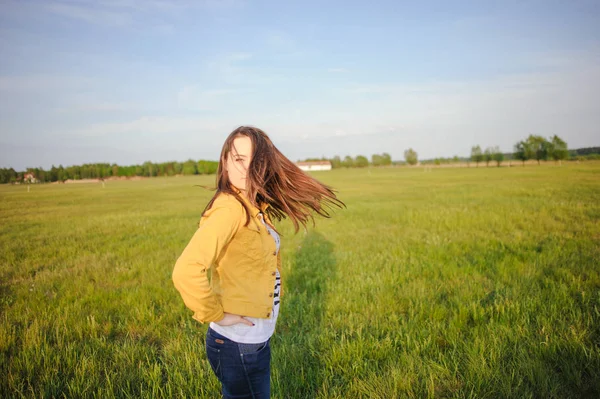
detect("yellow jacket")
[172,190,283,324]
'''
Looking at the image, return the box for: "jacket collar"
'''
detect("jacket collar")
[230,185,270,217]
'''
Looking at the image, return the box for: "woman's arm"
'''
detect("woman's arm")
[172,199,243,324]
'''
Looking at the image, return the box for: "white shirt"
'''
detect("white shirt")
[209,212,281,343]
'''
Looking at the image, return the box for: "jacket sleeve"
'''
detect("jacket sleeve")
[172,199,243,324]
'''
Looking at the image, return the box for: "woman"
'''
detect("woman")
[172,126,344,398]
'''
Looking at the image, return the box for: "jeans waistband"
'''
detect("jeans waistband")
[207,327,268,354]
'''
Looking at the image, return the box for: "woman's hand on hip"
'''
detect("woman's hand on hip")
[215,312,254,327]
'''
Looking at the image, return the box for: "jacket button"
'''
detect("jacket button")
[269,293,273,297]
[272,251,276,256]
[266,313,270,317]
[271,271,276,276]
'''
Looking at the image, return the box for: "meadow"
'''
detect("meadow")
[1,163,599,398]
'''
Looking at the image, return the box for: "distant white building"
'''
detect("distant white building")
[296,161,332,171]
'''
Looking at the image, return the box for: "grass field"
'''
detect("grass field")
[1,163,599,398]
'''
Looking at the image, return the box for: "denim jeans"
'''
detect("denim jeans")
[205,327,271,399]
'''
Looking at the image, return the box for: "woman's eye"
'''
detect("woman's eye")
[236,158,243,162]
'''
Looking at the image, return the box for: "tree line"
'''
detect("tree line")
[3,140,599,184]
[510,135,569,166]
[403,134,579,167]
[2,153,394,184]
[571,147,600,157]
[301,153,393,168]
[468,135,569,167]
[0,160,219,184]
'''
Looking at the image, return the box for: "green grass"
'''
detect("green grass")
[1,163,599,398]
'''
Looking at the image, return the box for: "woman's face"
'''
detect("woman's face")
[226,135,253,192]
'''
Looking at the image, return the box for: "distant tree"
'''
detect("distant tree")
[0,168,17,184]
[404,148,418,165]
[58,168,68,181]
[142,161,157,177]
[355,155,369,168]
[87,164,96,179]
[207,161,218,174]
[371,154,383,166]
[513,141,529,166]
[483,147,493,167]
[342,155,354,168]
[524,141,536,162]
[196,160,218,174]
[491,146,504,167]
[72,165,82,180]
[526,135,550,165]
[197,160,208,174]
[182,159,197,175]
[452,155,460,163]
[164,163,174,176]
[381,153,392,166]
[330,155,342,169]
[173,162,183,175]
[48,165,58,182]
[36,168,47,183]
[302,157,328,163]
[548,135,569,164]
[571,147,600,157]
[471,145,483,167]
[101,163,111,178]
[370,153,392,166]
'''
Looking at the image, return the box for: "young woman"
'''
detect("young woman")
[172,126,344,398]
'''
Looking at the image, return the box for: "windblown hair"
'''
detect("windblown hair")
[203,126,345,232]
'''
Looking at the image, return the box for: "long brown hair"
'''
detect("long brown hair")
[202,126,345,232]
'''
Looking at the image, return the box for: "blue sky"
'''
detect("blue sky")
[1,0,599,170]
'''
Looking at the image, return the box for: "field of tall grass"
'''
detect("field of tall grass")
[1,163,599,398]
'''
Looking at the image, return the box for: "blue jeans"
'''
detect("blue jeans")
[205,327,271,399]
